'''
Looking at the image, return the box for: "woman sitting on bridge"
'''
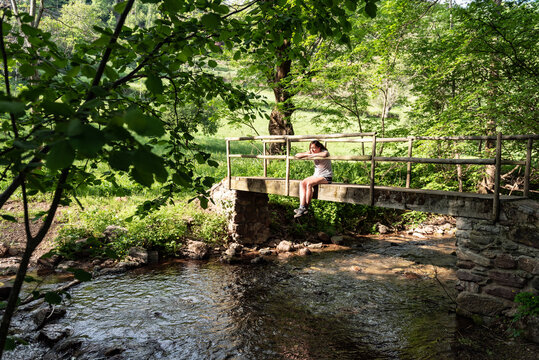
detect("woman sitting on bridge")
[293,140,333,217]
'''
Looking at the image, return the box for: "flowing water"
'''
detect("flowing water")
[9,235,462,359]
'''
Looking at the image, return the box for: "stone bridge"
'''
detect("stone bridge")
[214,132,538,335]
[212,179,538,336]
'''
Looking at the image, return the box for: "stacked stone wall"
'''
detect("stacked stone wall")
[210,182,270,245]
[455,200,539,321]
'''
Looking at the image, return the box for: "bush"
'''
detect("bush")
[54,199,227,259]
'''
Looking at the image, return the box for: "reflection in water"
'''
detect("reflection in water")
[8,246,458,359]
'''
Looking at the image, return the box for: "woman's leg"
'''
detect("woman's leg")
[303,176,328,207]
[299,179,307,207]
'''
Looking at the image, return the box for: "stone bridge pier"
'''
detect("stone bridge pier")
[454,199,539,325]
[210,182,270,245]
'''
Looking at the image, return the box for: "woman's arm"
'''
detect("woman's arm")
[294,151,311,159]
[295,150,329,159]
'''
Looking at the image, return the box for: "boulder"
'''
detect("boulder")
[102,225,128,241]
[276,240,293,253]
[0,244,9,257]
[330,236,344,245]
[38,324,72,345]
[38,254,62,269]
[259,248,273,256]
[183,240,209,260]
[298,248,311,256]
[226,242,243,256]
[377,223,389,234]
[31,305,67,329]
[128,247,148,264]
[317,232,331,243]
[0,281,12,300]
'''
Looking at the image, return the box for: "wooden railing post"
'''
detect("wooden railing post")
[492,132,502,222]
[285,137,290,196]
[263,141,267,177]
[370,133,377,206]
[406,137,413,188]
[524,138,532,197]
[226,139,231,189]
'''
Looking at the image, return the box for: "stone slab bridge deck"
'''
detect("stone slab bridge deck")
[229,176,522,221]
[216,132,539,331]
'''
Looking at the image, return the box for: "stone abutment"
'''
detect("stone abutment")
[455,200,539,326]
[210,182,270,244]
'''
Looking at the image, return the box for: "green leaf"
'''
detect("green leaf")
[44,291,62,305]
[200,13,221,29]
[133,148,167,181]
[21,24,39,36]
[1,214,17,223]
[125,109,164,137]
[13,140,37,150]
[172,171,191,187]
[67,119,84,137]
[0,301,6,310]
[108,151,133,171]
[365,2,377,18]
[24,275,37,283]
[19,63,35,77]
[4,337,15,351]
[2,22,12,34]
[207,160,219,167]
[131,167,154,187]
[46,141,75,171]
[81,65,96,79]
[69,125,105,155]
[32,210,48,222]
[163,0,181,13]
[42,101,72,117]
[39,251,56,259]
[194,153,206,164]
[345,0,357,11]
[113,1,128,14]
[145,74,164,94]
[67,268,92,282]
[208,60,218,68]
[199,196,208,209]
[0,101,25,115]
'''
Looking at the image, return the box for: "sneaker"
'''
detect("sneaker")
[294,208,308,218]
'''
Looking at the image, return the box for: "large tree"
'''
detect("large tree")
[233,0,379,152]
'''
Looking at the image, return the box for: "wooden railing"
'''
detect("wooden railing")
[225,133,538,221]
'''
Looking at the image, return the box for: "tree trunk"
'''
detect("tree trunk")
[478,0,502,194]
[268,41,294,154]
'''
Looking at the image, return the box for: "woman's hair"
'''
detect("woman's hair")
[310,140,327,151]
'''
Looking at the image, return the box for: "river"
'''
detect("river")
[7,234,474,359]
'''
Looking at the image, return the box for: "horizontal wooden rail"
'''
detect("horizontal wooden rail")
[226,132,376,141]
[322,134,539,143]
[225,132,537,222]
[229,154,287,159]
[230,155,526,166]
